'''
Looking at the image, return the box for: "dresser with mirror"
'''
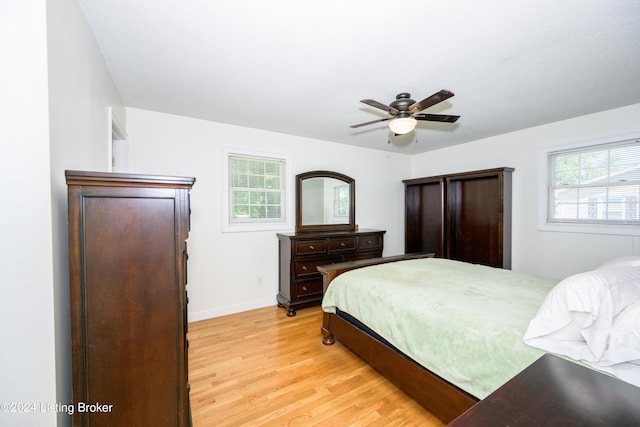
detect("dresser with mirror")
[277,171,385,316]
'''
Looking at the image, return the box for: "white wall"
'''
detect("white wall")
[411,103,640,279]
[0,1,125,426]
[47,0,126,426]
[126,108,412,320]
[0,1,57,426]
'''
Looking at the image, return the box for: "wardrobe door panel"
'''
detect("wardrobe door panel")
[448,176,503,267]
[83,195,179,426]
[405,180,444,255]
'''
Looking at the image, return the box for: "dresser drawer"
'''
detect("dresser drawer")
[294,257,340,278]
[357,234,383,251]
[294,279,323,298]
[329,237,356,252]
[294,240,327,256]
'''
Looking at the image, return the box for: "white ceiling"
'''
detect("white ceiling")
[78,0,640,154]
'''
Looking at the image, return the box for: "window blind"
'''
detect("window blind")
[548,138,640,224]
[229,154,286,222]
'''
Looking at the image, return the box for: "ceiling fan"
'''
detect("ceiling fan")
[350,89,460,135]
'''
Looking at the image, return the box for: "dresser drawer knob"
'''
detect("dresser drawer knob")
[309,245,315,250]
[302,286,308,291]
[302,266,308,271]
[340,242,346,247]
[367,240,372,245]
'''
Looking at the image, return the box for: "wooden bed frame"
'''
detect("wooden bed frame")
[318,253,479,423]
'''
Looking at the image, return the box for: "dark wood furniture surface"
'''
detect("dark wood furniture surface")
[276,229,385,316]
[449,353,640,426]
[404,167,513,268]
[66,170,194,427]
[319,253,478,424]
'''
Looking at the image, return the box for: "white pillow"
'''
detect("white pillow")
[543,311,588,342]
[524,266,640,362]
[604,301,640,365]
[597,256,640,269]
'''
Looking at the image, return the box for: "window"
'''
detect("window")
[222,148,292,232]
[229,155,284,222]
[333,184,349,218]
[539,133,640,235]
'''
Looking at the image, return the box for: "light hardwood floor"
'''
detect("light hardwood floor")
[188,305,445,427]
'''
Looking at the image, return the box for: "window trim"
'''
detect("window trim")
[537,131,640,236]
[222,147,293,232]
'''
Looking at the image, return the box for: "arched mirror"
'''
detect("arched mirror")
[295,171,355,232]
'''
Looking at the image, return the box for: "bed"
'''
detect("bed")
[319,254,640,423]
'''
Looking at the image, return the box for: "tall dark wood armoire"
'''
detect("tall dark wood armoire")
[404,167,513,269]
[66,170,195,427]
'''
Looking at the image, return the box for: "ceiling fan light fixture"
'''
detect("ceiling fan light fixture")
[389,117,417,135]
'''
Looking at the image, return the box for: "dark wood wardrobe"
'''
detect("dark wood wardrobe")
[404,167,513,269]
[66,170,195,427]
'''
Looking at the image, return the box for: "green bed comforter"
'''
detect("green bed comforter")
[322,257,558,399]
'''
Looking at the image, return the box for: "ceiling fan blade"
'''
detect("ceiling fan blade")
[360,99,399,115]
[349,117,392,128]
[409,89,454,113]
[414,113,460,123]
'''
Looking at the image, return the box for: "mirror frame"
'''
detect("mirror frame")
[295,170,355,233]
